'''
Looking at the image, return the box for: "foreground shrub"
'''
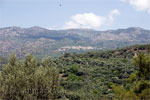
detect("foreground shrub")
[0,55,60,100]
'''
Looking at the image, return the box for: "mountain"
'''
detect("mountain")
[0,26,150,57]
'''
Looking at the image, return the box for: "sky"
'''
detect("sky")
[0,0,150,30]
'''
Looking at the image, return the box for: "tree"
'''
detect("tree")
[0,54,60,100]
[112,53,150,100]
[133,54,150,80]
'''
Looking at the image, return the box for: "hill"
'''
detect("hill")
[54,44,150,99]
[0,44,150,100]
[0,26,150,57]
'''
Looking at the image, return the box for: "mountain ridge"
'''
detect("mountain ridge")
[0,26,150,57]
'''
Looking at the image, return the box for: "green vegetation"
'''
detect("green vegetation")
[0,44,150,100]
[55,50,135,99]
[0,56,7,70]
[112,53,150,100]
[0,55,60,100]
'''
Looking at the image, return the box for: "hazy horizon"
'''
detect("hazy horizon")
[0,0,150,30]
[0,25,149,31]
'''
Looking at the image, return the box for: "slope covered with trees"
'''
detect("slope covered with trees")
[0,44,150,100]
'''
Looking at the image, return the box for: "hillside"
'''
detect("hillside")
[54,44,150,99]
[0,44,150,100]
[0,26,150,57]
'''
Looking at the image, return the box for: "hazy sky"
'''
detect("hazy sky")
[0,0,150,30]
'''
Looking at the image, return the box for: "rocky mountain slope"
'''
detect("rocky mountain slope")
[0,26,150,57]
